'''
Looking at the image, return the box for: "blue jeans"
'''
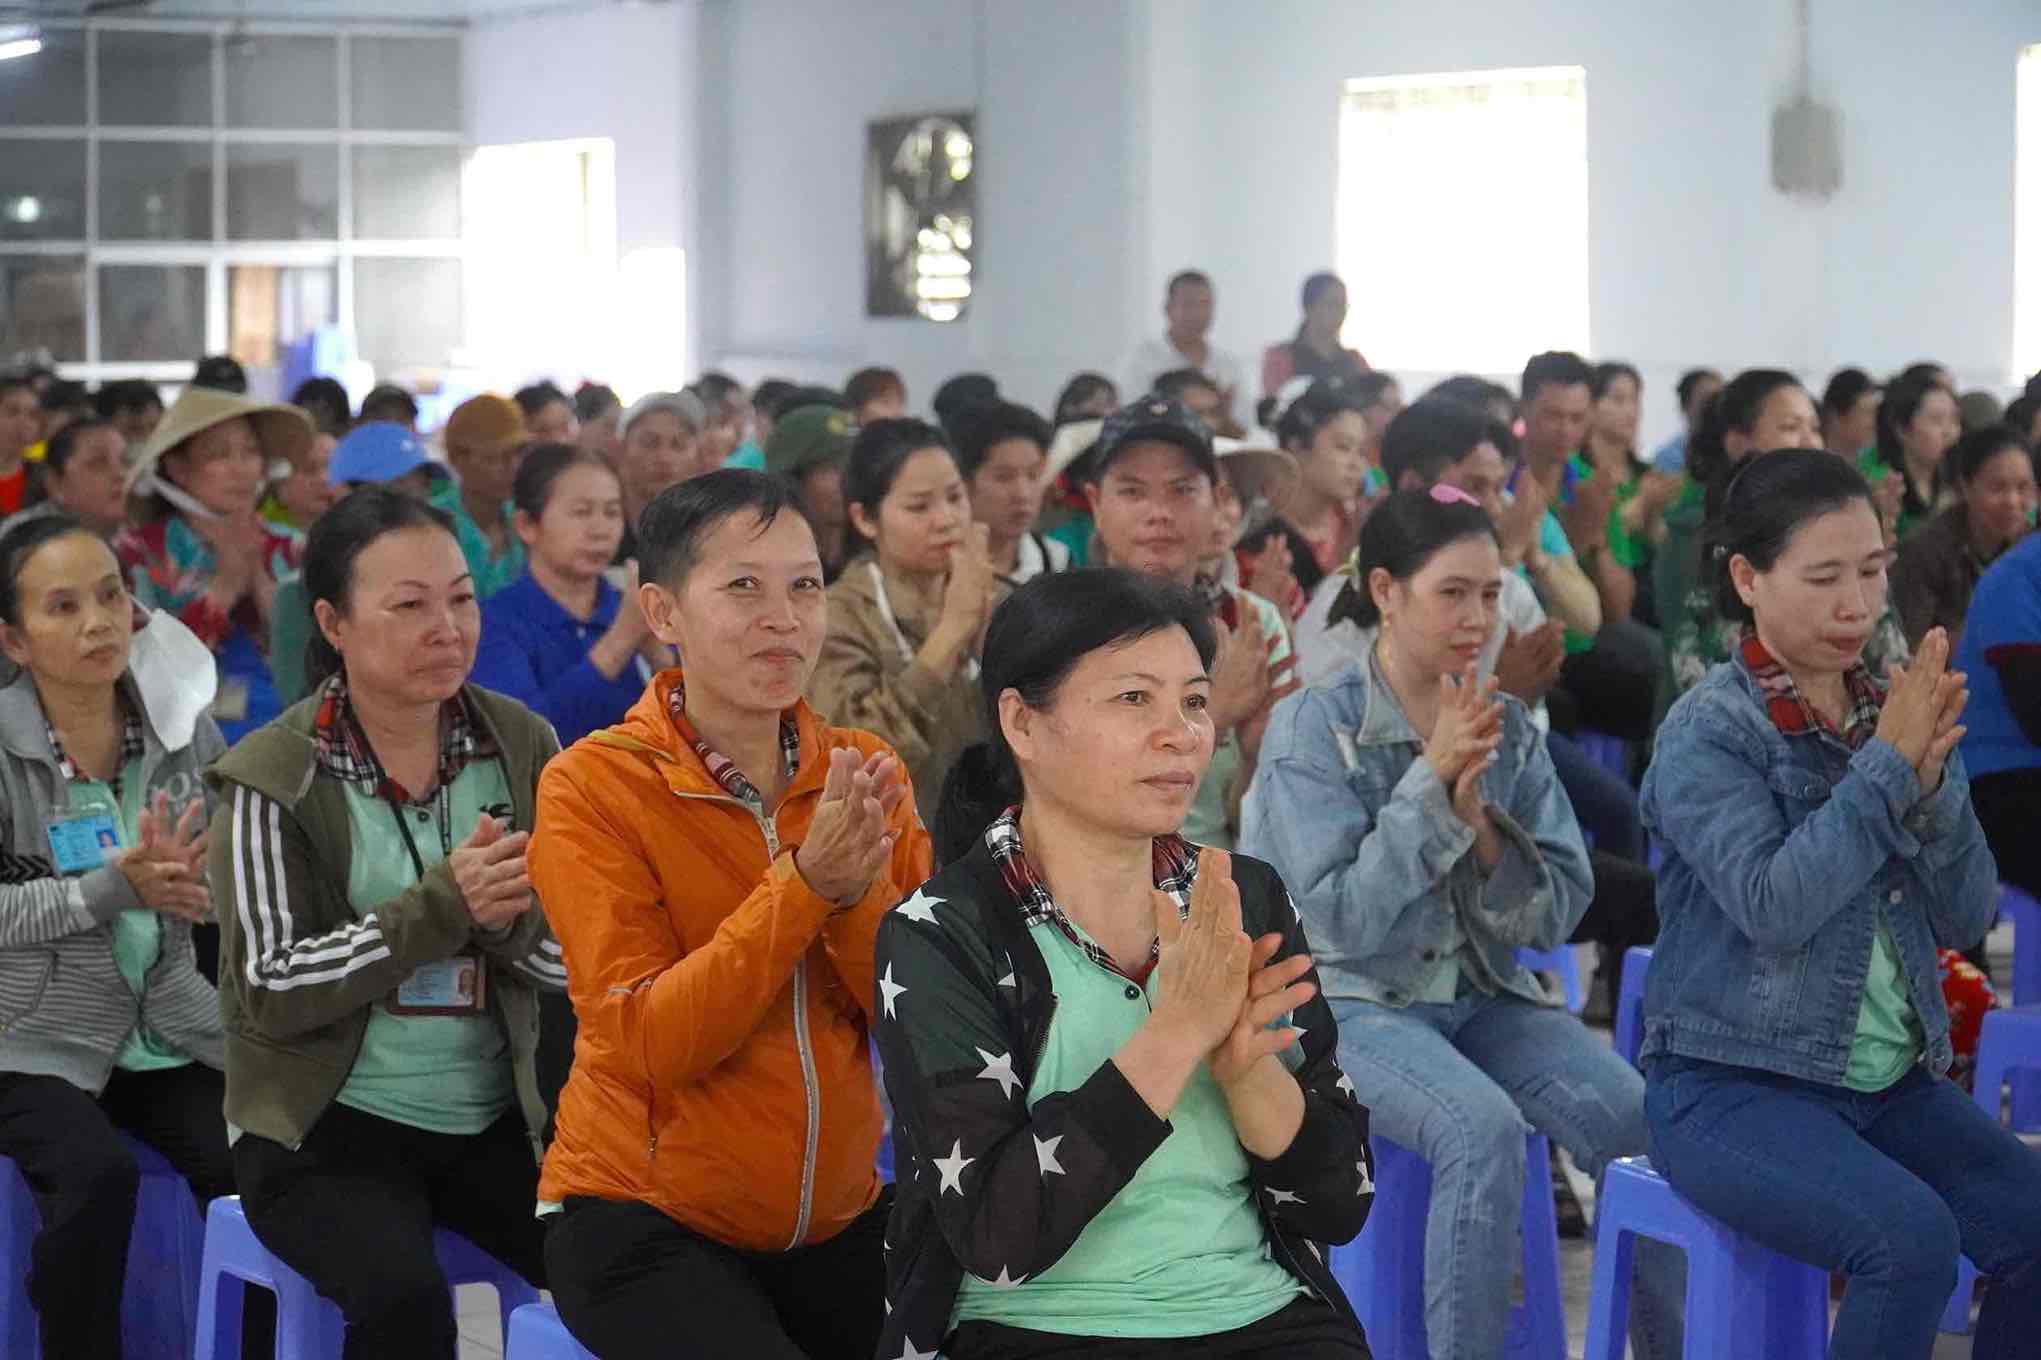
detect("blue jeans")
[1547,729,1646,863]
[1646,1057,2041,1360]
[1332,990,1683,1360]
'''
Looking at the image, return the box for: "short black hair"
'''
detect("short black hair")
[948,401,1052,479]
[638,467,805,589]
[1152,368,1220,402]
[572,383,620,425]
[43,417,117,478]
[1948,424,2033,487]
[1380,398,1492,490]
[844,367,905,410]
[1520,351,1594,403]
[0,514,98,627]
[1166,270,1212,300]
[513,381,571,420]
[40,378,87,412]
[361,383,420,425]
[93,379,161,420]
[1300,271,1344,311]
[932,373,999,426]
[753,379,797,418]
[191,354,248,393]
[1706,450,1873,626]
[291,376,353,435]
[1052,372,1117,426]
[1821,367,1879,419]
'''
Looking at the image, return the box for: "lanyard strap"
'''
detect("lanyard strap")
[867,561,980,682]
[384,779,452,884]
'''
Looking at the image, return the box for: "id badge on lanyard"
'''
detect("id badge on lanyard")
[44,788,123,877]
[380,782,491,1018]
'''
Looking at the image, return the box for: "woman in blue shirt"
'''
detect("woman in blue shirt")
[1641,450,2041,1360]
[472,444,671,748]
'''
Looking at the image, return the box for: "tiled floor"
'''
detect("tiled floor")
[460,922,2020,1359]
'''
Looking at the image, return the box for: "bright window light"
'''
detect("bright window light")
[2014,45,2041,381]
[0,37,42,63]
[1337,65,1589,373]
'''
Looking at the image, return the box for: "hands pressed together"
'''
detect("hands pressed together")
[115,793,213,922]
[449,814,535,930]
[795,749,907,906]
[1875,627,1967,798]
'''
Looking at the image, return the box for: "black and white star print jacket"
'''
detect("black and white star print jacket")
[871,836,1374,1360]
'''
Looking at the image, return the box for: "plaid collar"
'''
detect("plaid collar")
[983,805,1199,985]
[47,700,146,799]
[311,675,495,805]
[667,682,800,811]
[1739,633,1884,750]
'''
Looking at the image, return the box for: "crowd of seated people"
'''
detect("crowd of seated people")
[0,279,2038,1360]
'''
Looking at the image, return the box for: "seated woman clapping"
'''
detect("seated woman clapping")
[0,516,232,1358]
[877,567,1372,1360]
[532,470,932,1360]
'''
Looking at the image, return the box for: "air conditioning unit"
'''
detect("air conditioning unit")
[1772,95,1842,200]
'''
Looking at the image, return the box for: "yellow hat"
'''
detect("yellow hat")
[126,385,314,497]
[443,394,527,456]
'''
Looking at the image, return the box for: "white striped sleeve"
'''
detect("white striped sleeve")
[230,784,393,992]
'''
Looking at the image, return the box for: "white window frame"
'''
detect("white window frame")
[0,15,464,383]
[2014,44,2041,384]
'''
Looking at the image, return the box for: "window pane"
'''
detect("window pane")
[0,256,86,363]
[349,36,460,131]
[0,26,85,126]
[98,141,213,241]
[354,257,460,372]
[352,146,460,239]
[226,33,337,129]
[100,264,208,363]
[0,141,85,242]
[98,30,214,128]
[227,144,338,240]
[229,264,336,368]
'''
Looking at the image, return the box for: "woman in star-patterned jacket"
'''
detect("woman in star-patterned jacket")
[873,567,1373,1360]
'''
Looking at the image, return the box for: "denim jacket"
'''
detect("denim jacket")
[1638,657,1998,1086]
[1239,637,1592,1010]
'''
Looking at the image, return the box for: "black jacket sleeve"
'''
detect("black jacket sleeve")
[1235,856,1375,1246]
[1984,643,2041,748]
[874,899,1172,1284]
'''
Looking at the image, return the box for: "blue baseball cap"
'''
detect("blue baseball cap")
[328,421,445,487]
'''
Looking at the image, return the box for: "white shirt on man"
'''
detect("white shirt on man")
[1118,336,1250,409]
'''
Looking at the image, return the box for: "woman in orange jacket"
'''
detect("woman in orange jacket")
[531,468,931,1360]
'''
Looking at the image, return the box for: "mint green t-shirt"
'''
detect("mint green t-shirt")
[1183,588,1292,850]
[951,916,1303,1338]
[74,766,192,1072]
[430,483,525,602]
[333,759,515,1135]
[1843,925,1922,1092]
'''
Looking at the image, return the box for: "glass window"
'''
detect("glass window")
[0,26,86,126]
[229,264,336,368]
[97,30,214,129]
[352,145,460,239]
[99,264,208,362]
[0,141,86,243]
[0,256,86,363]
[227,144,338,240]
[225,33,337,130]
[98,141,213,242]
[349,36,460,132]
[354,257,459,371]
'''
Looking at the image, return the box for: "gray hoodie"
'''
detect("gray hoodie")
[0,654,226,1094]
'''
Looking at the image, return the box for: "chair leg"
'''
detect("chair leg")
[1580,1224,1634,1360]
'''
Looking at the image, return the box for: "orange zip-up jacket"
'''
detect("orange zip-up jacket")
[532,671,931,1251]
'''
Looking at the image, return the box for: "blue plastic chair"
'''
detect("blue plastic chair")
[1573,729,1630,779]
[1942,1005,2041,1334]
[0,1135,206,1360]
[1614,945,1652,1068]
[1330,1131,1566,1359]
[1999,884,2041,1128]
[1584,1157,1829,1360]
[194,1195,540,1358]
[507,1301,597,1359]
[1515,943,1585,1012]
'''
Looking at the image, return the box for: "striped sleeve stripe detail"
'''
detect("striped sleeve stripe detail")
[230,784,392,991]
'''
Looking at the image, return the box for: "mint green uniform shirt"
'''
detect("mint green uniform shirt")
[332,759,515,1134]
[1843,925,1923,1092]
[430,483,525,602]
[76,764,192,1072]
[951,916,1303,1338]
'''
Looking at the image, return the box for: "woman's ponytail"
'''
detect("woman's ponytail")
[933,741,1019,869]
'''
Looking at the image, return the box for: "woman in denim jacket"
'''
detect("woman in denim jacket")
[1242,488,1681,1360]
[1641,450,2041,1360]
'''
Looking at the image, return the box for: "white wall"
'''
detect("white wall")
[463,2,697,392]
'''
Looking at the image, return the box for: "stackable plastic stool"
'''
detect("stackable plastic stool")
[1584,1156,1828,1360]
[0,1135,206,1360]
[1941,1004,2041,1334]
[1574,730,1630,779]
[507,1301,598,1359]
[1330,1131,1566,1359]
[1614,946,1653,1068]
[194,1195,540,1358]
[1515,944,1585,1013]
[1999,884,2041,1127]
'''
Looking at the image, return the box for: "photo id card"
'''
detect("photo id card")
[386,951,487,1017]
[44,806,122,877]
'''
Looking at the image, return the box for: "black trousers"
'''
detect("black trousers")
[0,1063,236,1359]
[1974,768,2041,901]
[948,1295,1369,1359]
[233,1101,545,1360]
[1552,616,1665,743]
[546,1188,894,1360]
[1571,848,1660,997]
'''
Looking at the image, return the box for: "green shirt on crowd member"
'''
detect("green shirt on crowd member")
[1567,453,1647,571]
[429,482,525,601]
[1183,588,1290,850]
[75,766,192,1072]
[333,758,516,1136]
[1844,925,1923,1092]
[950,912,1304,1337]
